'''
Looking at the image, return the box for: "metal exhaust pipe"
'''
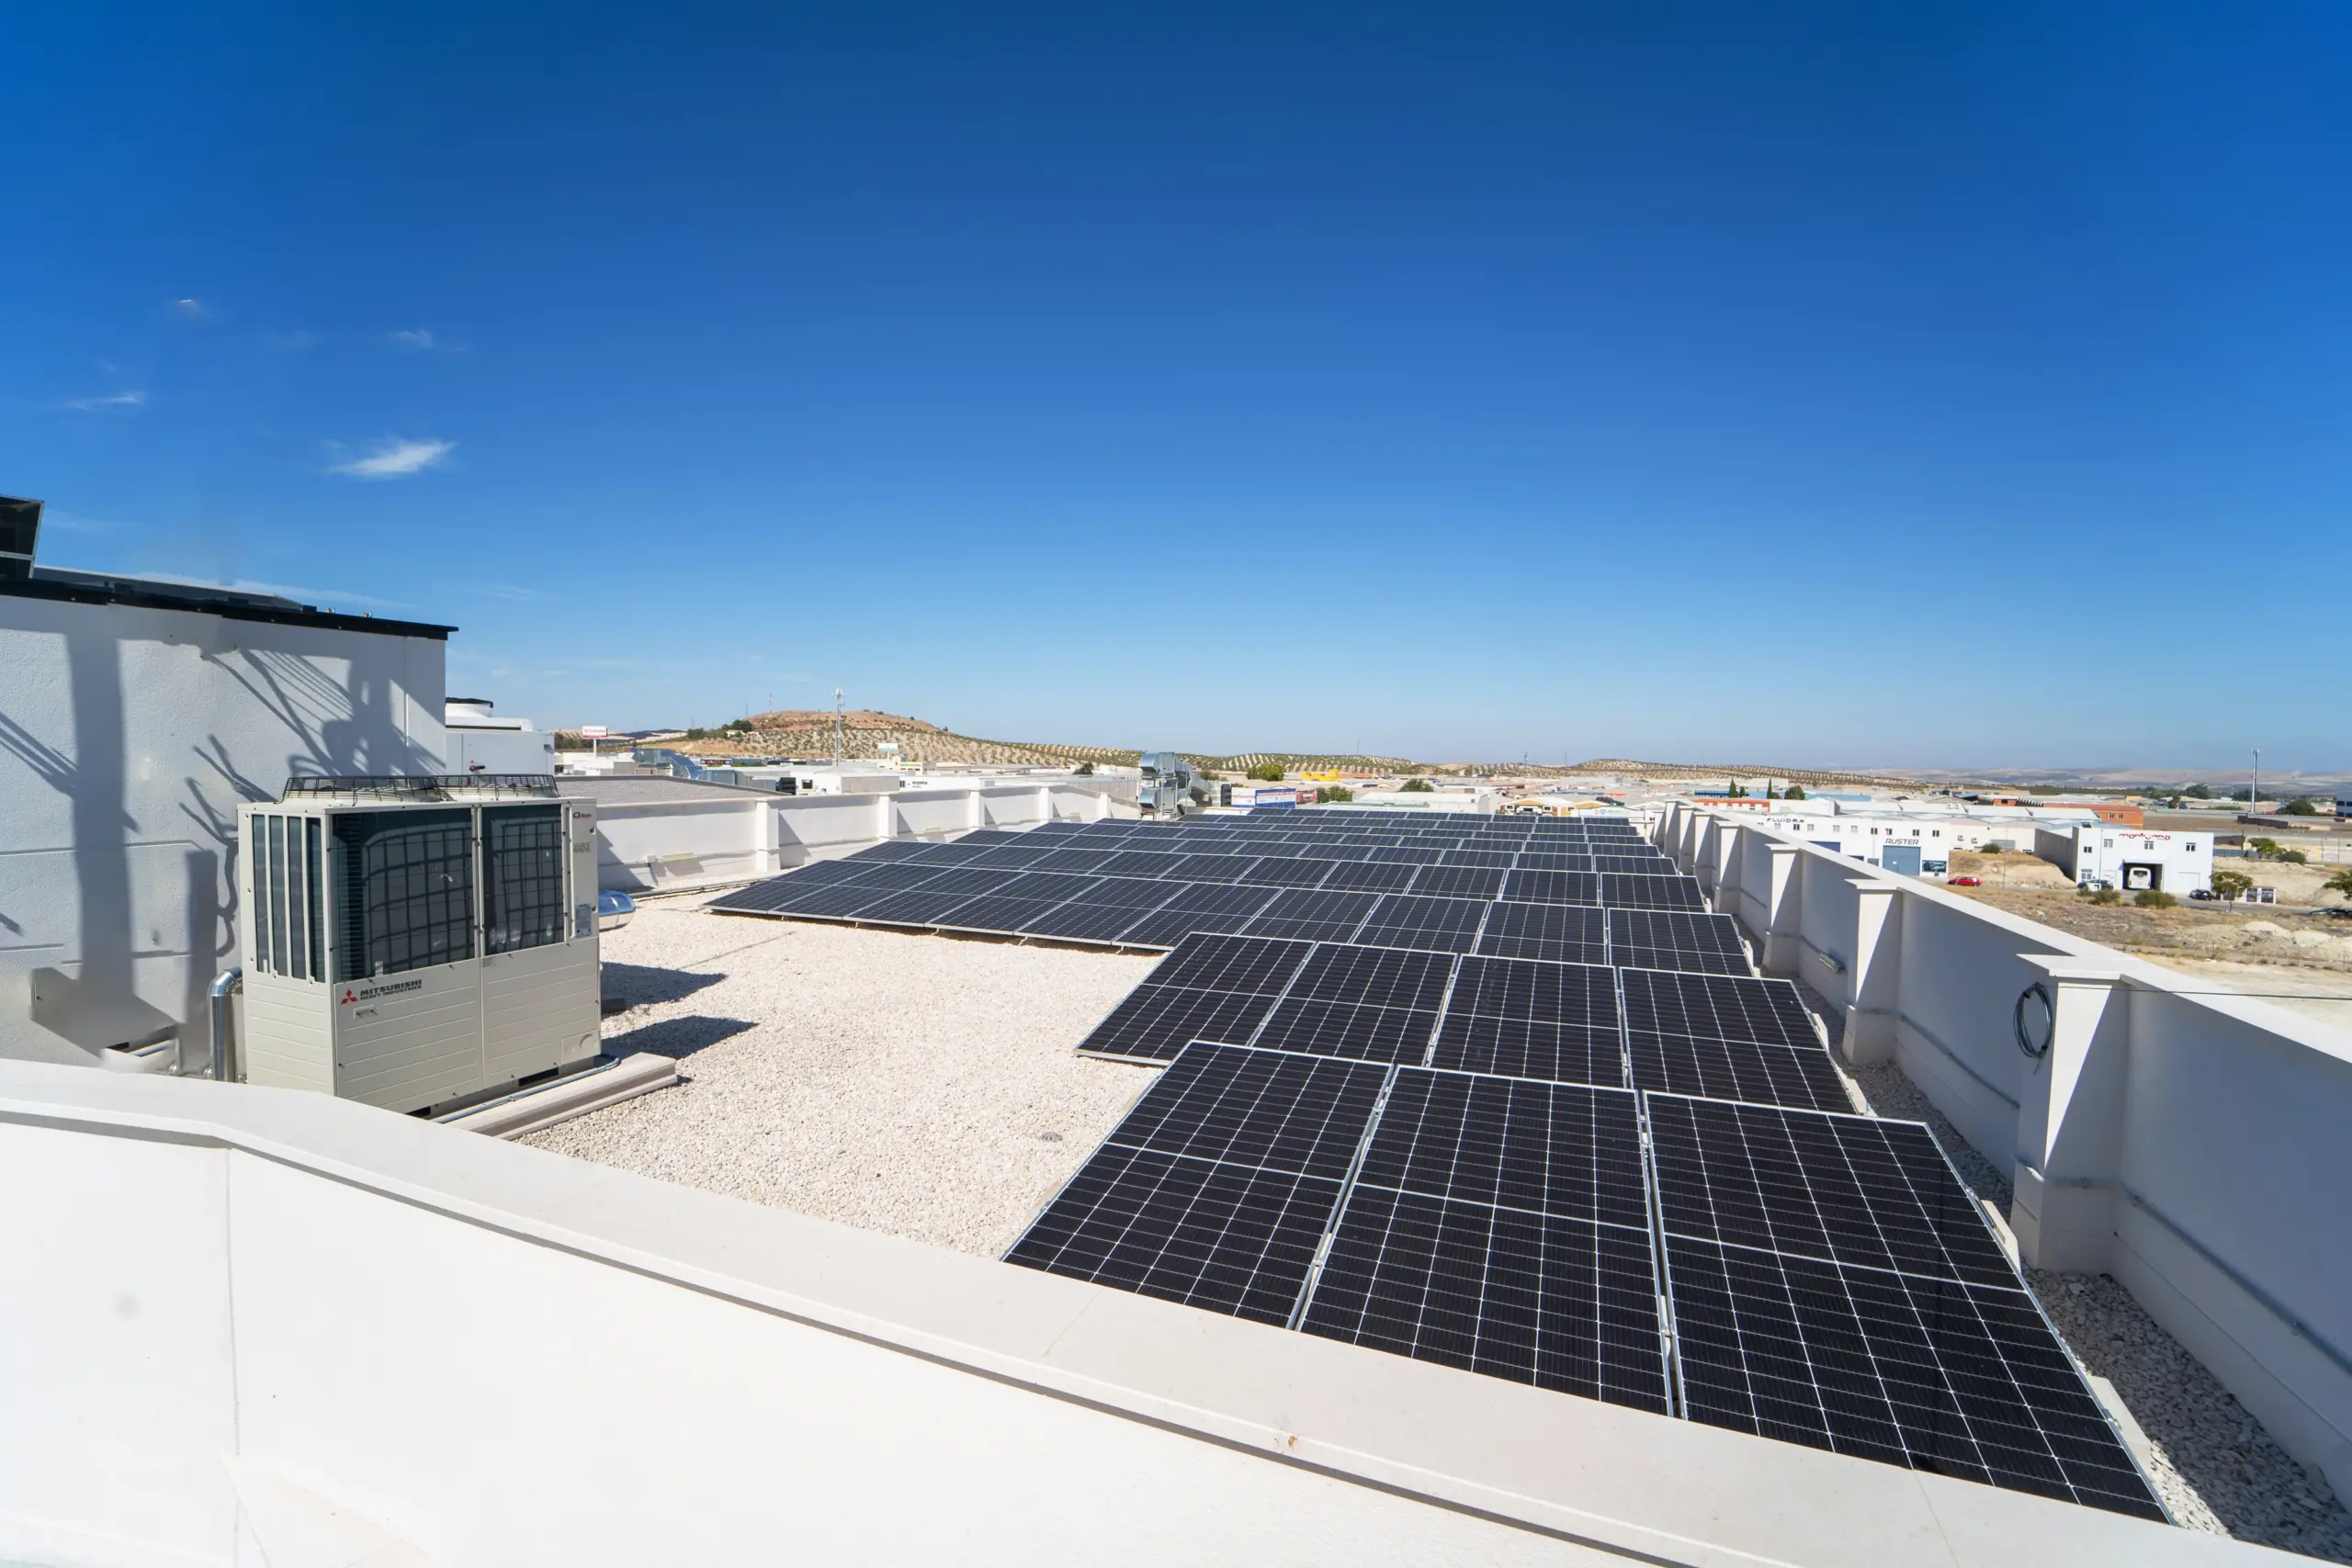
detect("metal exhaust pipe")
[209,967,243,1082]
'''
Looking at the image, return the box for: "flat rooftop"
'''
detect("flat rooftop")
[534,870,2352,1561]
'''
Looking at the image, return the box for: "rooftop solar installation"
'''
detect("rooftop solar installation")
[1250,944,1453,1065]
[1351,893,1489,954]
[1241,887,1380,945]
[1005,1043,1387,1323]
[1474,901,1609,966]
[1297,1072,1668,1412]
[1430,955,1624,1085]
[1608,909,1753,976]
[1499,868,1600,907]
[1646,1095,2164,1518]
[1600,874,1709,911]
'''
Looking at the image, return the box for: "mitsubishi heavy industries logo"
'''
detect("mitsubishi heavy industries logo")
[340,978,424,1006]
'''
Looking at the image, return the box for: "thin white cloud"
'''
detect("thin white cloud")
[170,298,209,320]
[63,390,148,412]
[329,437,454,479]
[387,328,461,353]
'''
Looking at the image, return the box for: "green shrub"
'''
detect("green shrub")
[2277,849,2308,864]
[1316,785,1354,804]
[1783,785,1806,801]
[2133,889,2177,908]
[2183,783,2213,799]
[2249,837,2281,858]
[1979,843,2004,854]
[2210,870,2255,900]
[2282,797,2320,816]
[2089,887,2122,905]
[1073,761,1094,776]
[1245,761,1285,783]
[2326,869,2352,898]
[1398,777,1435,793]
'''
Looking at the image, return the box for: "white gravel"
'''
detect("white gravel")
[1792,976,2352,1561]
[523,891,1162,1257]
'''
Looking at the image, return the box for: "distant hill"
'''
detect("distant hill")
[653,715,1908,787]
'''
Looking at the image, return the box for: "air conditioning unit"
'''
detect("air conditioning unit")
[236,776,603,1114]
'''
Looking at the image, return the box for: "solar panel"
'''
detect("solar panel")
[854,839,944,863]
[1430,956,1623,1085]
[1076,984,1286,1062]
[1249,944,1452,1064]
[1500,869,1600,907]
[1352,894,1488,954]
[1073,935,1315,1062]
[1020,879,1183,942]
[952,829,1029,847]
[1513,852,1594,874]
[1241,888,1377,944]
[1031,846,1121,874]
[1647,1095,2163,1518]
[1153,932,1317,995]
[1474,901,1607,965]
[1620,969,1850,1112]
[1600,874,1707,911]
[1238,857,1335,889]
[1408,864,1507,901]
[1298,1073,1668,1412]
[850,886,990,929]
[1315,860,1422,894]
[1004,1043,1387,1324]
[1112,883,1283,949]
[1168,852,1265,884]
[1608,909,1752,976]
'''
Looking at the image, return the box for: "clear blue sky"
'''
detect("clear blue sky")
[5,5,2346,771]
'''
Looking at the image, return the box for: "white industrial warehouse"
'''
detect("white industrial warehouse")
[1,497,2346,1565]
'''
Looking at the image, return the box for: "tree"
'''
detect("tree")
[1726,782,1747,798]
[2325,870,2352,899]
[1784,784,1806,801]
[2248,837,2281,858]
[1316,785,1354,804]
[2211,870,2255,900]
[1245,761,1285,782]
[2183,783,2214,800]
[2282,797,2319,816]
[1073,761,1095,776]
[1399,777,1435,793]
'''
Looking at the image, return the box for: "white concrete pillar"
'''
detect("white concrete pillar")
[1758,840,1804,975]
[1709,823,1743,917]
[876,792,893,844]
[1839,883,1903,1066]
[2008,958,2129,1273]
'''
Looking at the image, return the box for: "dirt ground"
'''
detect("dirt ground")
[1942,859,2352,1031]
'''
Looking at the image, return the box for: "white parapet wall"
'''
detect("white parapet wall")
[1658,801,2352,1502]
[594,782,1129,895]
[0,1059,2275,1568]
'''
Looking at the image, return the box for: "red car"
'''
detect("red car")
[1948,875,1984,887]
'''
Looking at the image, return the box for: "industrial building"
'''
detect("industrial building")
[2034,824,2217,895]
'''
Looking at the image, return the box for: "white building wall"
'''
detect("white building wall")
[594,783,1127,895]
[0,593,447,1072]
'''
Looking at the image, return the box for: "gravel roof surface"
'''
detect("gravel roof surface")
[1792,976,2352,1561]
[523,891,1161,1256]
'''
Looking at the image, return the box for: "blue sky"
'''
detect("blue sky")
[5,5,2346,771]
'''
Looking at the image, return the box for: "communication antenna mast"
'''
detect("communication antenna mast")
[834,689,845,763]
[2252,747,2260,814]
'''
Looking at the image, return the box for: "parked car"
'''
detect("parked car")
[1947,875,1983,887]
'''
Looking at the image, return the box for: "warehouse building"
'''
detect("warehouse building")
[2035,824,2216,894]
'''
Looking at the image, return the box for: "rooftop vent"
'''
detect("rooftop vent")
[0,495,39,581]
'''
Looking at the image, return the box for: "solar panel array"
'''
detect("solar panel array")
[710,807,1684,956]
[986,809,2159,1519]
